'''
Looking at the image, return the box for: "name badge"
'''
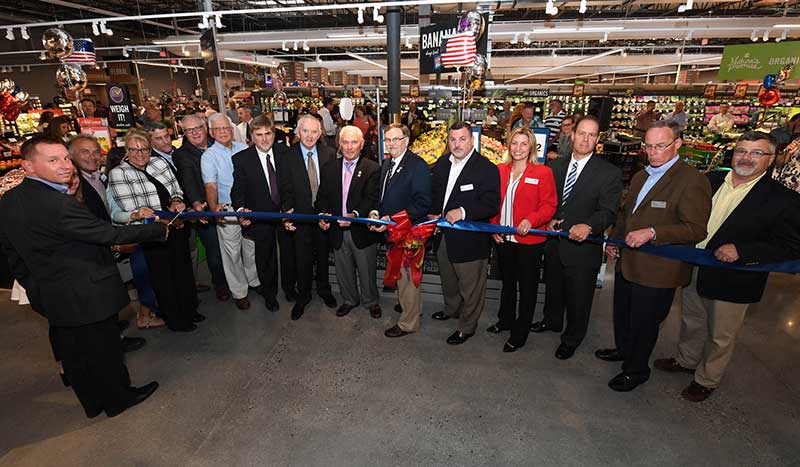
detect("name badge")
[651,201,667,209]
[524,177,539,185]
[460,184,474,192]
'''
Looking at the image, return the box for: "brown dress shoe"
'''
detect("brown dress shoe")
[216,288,231,301]
[235,297,250,310]
[369,304,382,319]
[654,358,695,374]
[682,381,715,402]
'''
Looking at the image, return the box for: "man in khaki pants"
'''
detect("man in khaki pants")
[371,124,432,338]
[654,131,800,401]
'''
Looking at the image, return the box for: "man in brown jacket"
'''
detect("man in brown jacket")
[597,120,712,392]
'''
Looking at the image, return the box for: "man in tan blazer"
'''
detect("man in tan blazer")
[597,120,712,392]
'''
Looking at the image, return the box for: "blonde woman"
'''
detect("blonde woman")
[489,127,558,352]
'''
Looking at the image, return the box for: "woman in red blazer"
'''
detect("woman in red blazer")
[489,126,558,352]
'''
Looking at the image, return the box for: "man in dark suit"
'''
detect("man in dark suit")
[600,120,711,392]
[279,114,338,320]
[69,136,111,223]
[230,115,290,312]
[430,122,501,345]
[532,116,623,360]
[654,131,800,401]
[173,115,230,301]
[0,136,166,418]
[371,124,432,338]
[316,126,382,318]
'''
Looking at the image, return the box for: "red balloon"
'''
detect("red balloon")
[0,94,16,113]
[759,88,781,107]
[3,106,20,121]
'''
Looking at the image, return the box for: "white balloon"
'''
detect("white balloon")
[339,97,354,120]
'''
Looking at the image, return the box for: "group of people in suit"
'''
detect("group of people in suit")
[2,106,799,420]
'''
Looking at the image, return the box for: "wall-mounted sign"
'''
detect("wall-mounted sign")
[525,89,550,97]
[718,41,799,81]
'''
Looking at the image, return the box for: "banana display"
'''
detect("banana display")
[409,126,507,166]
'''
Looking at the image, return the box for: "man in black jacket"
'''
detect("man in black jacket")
[279,114,338,320]
[173,115,230,301]
[430,122,501,345]
[0,136,166,418]
[316,126,382,319]
[230,115,291,311]
[654,131,800,401]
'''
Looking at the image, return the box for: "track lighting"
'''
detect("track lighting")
[214,15,223,29]
[780,29,788,41]
[293,40,298,51]
[316,55,323,64]
[282,41,288,51]
[92,22,100,36]
[182,45,189,56]
[197,15,210,30]
[20,27,29,40]
[600,32,609,43]
[303,40,309,51]
[122,46,129,58]
[405,36,412,49]
[678,0,693,13]
[686,30,693,41]
[101,62,107,69]
[511,33,518,44]
[551,49,557,57]
[373,6,383,23]
[100,21,112,36]
[357,7,364,24]
[545,0,558,16]
[579,0,587,14]
[39,51,47,60]
[5,28,14,41]
[751,30,757,42]
[523,33,531,45]
[622,50,628,57]
[762,30,769,41]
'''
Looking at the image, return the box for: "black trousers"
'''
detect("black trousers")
[291,224,332,304]
[542,240,600,348]
[253,226,294,300]
[496,241,544,347]
[141,226,197,330]
[613,272,676,377]
[52,315,135,418]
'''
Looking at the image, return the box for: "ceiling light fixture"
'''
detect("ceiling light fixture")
[215,15,224,29]
[92,21,100,36]
[357,7,364,24]
[198,15,210,30]
[373,6,384,23]
[5,28,14,41]
[751,30,758,41]
[678,0,694,13]
[405,36,412,49]
[686,30,693,41]
[545,0,558,16]
[303,40,309,51]
[293,40,298,51]
[511,33,519,44]
[316,55,323,63]
[780,29,788,41]
[282,41,288,51]
[20,27,29,40]
[600,32,608,43]
[579,0,588,14]
[762,30,769,41]
[523,33,531,45]
[122,46,129,57]
[622,50,628,57]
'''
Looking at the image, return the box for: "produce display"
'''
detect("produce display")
[678,140,724,172]
[409,125,507,165]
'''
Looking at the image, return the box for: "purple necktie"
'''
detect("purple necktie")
[266,153,280,206]
[342,160,354,216]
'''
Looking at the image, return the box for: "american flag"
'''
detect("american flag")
[441,32,477,68]
[64,39,96,64]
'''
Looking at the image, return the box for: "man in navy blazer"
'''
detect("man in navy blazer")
[430,122,501,345]
[370,124,432,338]
[654,131,800,402]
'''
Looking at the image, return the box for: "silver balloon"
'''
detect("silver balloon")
[463,11,485,38]
[42,28,74,60]
[0,79,14,93]
[468,54,487,80]
[274,90,288,104]
[56,63,87,94]
[14,91,29,105]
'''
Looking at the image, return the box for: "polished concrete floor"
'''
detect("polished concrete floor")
[1,269,799,467]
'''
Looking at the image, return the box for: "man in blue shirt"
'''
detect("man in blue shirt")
[202,113,259,310]
[513,102,545,131]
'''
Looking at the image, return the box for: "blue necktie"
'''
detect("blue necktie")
[562,161,579,204]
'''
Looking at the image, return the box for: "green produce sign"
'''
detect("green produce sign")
[717,41,799,81]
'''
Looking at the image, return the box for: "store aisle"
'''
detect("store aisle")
[0,271,798,467]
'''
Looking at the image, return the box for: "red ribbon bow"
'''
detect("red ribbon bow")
[383,210,437,288]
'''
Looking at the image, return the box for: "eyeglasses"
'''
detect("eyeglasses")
[209,127,232,132]
[733,148,773,158]
[183,125,204,133]
[126,147,149,155]
[642,138,678,153]
[385,136,408,144]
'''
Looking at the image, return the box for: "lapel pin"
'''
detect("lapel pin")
[357,170,362,177]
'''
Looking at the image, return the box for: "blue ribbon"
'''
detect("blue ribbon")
[151,209,800,274]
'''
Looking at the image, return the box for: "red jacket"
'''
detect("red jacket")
[491,162,557,245]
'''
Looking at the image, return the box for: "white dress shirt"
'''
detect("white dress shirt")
[318,107,336,136]
[563,153,593,191]
[256,147,276,194]
[442,151,474,220]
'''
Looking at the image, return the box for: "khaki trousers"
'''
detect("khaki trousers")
[676,269,750,388]
[217,221,260,300]
[396,267,422,332]
[436,236,489,335]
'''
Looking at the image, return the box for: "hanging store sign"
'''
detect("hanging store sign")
[703,84,718,98]
[572,83,585,97]
[106,84,135,129]
[734,83,749,98]
[718,41,800,81]
[419,13,489,74]
[525,89,550,98]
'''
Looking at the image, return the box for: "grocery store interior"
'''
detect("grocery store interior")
[1,1,799,466]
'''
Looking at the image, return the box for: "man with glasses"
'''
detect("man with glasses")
[534,116,622,360]
[174,115,231,302]
[371,124,432,338]
[654,131,800,401]
[279,114,338,320]
[598,120,711,392]
[201,113,260,310]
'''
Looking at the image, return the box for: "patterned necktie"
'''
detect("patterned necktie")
[381,159,396,200]
[307,151,318,202]
[342,161,354,216]
[562,161,579,204]
[266,153,280,206]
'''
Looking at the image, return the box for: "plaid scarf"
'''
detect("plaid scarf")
[109,156,183,212]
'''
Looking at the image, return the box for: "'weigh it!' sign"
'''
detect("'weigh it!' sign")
[718,41,799,81]
[106,84,135,129]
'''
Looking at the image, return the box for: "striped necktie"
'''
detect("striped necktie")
[562,161,579,204]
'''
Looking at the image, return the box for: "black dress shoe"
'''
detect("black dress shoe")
[446,330,474,345]
[321,294,338,308]
[682,381,715,402]
[431,311,452,321]
[394,304,402,314]
[192,312,206,323]
[486,322,510,334]
[369,305,382,319]
[106,381,159,418]
[608,372,648,392]
[291,303,305,321]
[653,357,695,374]
[384,325,412,338]
[336,304,354,317]
[595,348,624,362]
[121,336,146,353]
[170,323,198,332]
[502,342,519,353]
[265,297,280,311]
[530,321,562,333]
[250,285,264,295]
[555,343,576,360]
